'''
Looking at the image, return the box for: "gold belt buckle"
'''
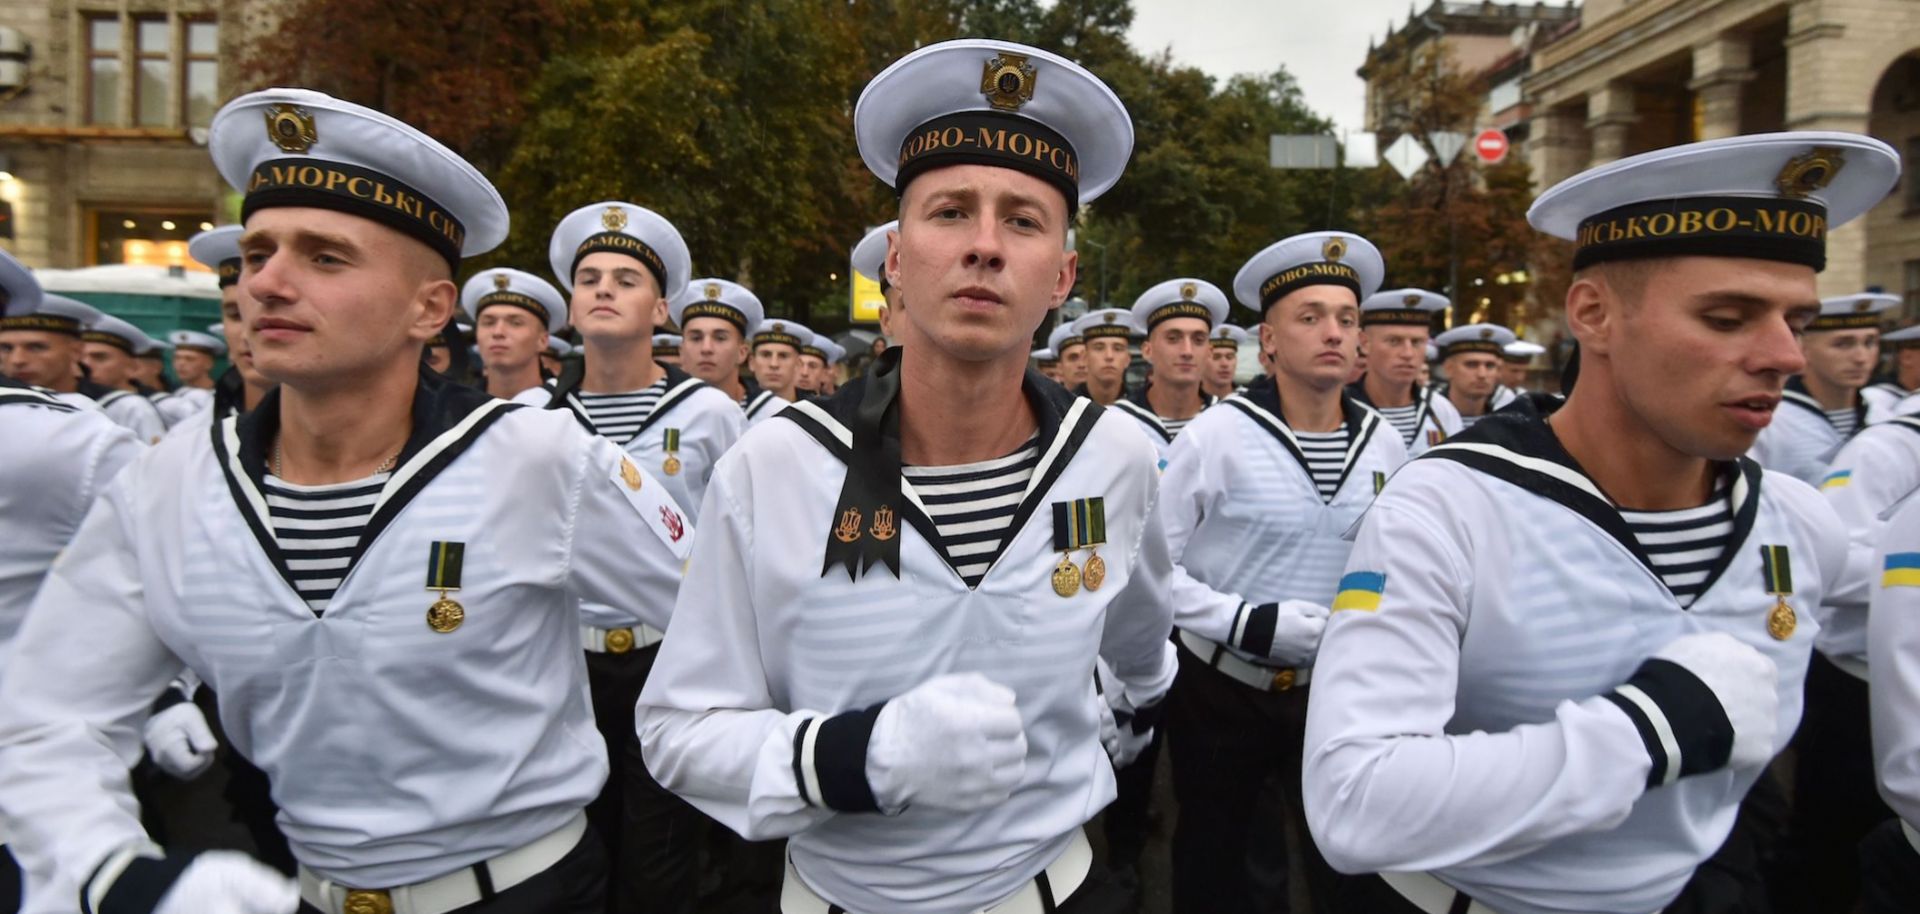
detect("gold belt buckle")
[1270,668,1296,692]
[343,889,394,914]
[605,627,635,654]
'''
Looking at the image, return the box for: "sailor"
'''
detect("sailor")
[1069,308,1136,406]
[157,330,227,426]
[1863,495,1920,912]
[669,278,783,425]
[73,314,170,439]
[0,86,695,914]
[651,334,681,367]
[461,268,566,402]
[1032,347,1059,382]
[134,340,173,399]
[815,335,846,396]
[188,226,274,425]
[1110,278,1227,459]
[528,199,743,913]
[637,38,1174,914]
[1302,131,1898,914]
[0,248,145,914]
[1749,293,1898,486]
[1346,288,1460,459]
[1160,231,1401,914]
[748,316,814,405]
[1499,339,1546,394]
[1049,321,1089,391]
[542,335,572,378]
[1432,322,1518,429]
[798,332,834,397]
[1861,323,1919,416]
[851,220,902,342]
[1203,325,1247,401]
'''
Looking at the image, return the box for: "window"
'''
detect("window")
[135,17,170,126]
[90,208,208,268]
[184,20,219,127]
[85,17,121,125]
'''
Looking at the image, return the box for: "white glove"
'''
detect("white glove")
[867,672,1027,813]
[1237,599,1330,667]
[1094,659,1153,767]
[144,703,218,781]
[1649,632,1779,772]
[153,852,298,914]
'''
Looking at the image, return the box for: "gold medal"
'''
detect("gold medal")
[661,429,682,477]
[1052,553,1082,597]
[427,596,465,633]
[1082,550,1106,592]
[1768,598,1796,641]
[662,455,682,477]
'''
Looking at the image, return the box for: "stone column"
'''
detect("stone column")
[1526,104,1590,193]
[1689,33,1754,140]
[1783,5,1870,296]
[1585,81,1639,165]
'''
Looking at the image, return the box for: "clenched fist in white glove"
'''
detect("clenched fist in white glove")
[1094,659,1154,767]
[867,673,1027,813]
[89,849,296,914]
[1605,631,1780,788]
[1234,599,1330,667]
[144,702,218,781]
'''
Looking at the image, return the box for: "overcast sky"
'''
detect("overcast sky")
[1125,0,1433,136]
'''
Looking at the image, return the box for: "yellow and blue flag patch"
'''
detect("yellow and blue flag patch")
[1332,571,1387,612]
[1884,553,1920,588]
[1820,469,1852,490]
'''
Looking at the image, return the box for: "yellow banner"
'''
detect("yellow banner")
[851,271,885,324]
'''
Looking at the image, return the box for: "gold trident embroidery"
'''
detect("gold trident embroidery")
[870,504,897,541]
[834,507,864,543]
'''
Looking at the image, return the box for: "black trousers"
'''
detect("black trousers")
[1100,727,1163,870]
[1857,819,1920,914]
[1165,642,1335,914]
[296,827,606,914]
[1779,652,1889,912]
[0,845,19,914]
[584,645,708,914]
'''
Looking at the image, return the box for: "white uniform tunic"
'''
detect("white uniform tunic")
[1859,380,1910,419]
[0,376,692,891]
[1347,378,1462,460]
[1868,495,1920,833]
[1162,385,1405,661]
[637,376,1178,914]
[1108,385,1214,463]
[743,388,791,428]
[1815,414,1920,675]
[155,386,213,427]
[1748,377,1881,487]
[1304,400,1846,914]
[90,385,168,443]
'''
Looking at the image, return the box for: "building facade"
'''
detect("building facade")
[1525,0,1920,307]
[0,0,264,270]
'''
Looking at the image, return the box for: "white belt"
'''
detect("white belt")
[581,624,664,654]
[1382,871,1665,914]
[299,812,586,914]
[779,827,1092,914]
[1177,628,1311,692]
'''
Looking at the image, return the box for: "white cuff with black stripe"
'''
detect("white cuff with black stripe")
[1602,658,1734,788]
[1228,601,1281,658]
[82,844,192,914]
[791,704,886,814]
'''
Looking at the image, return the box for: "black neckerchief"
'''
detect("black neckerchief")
[212,365,250,421]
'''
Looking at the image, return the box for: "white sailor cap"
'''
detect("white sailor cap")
[1882,324,1920,349]
[0,249,43,320]
[855,39,1133,211]
[169,329,228,357]
[752,318,813,351]
[1047,321,1085,353]
[1130,278,1228,334]
[1233,231,1385,314]
[1425,342,1440,362]
[1361,288,1448,327]
[1528,132,1900,273]
[1210,325,1251,349]
[671,278,764,336]
[652,334,682,355]
[548,201,691,301]
[1502,339,1547,363]
[209,88,508,270]
[545,335,573,357]
[851,222,898,290]
[84,314,156,355]
[6,294,100,337]
[1809,292,1900,332]
[205,323,223,336]
[1070,308,1139,341]
[189,225,246,289]
[818,335,848,365]
[1435,323,1517,360]
[1032,347,1058,363]
[799,331,835,363]
[461,268,567,333]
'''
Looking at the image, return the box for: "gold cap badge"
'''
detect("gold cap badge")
[601,206,628,232]
[1180,282,1198,300]
[705,283,721,299]
[1403,293,1422,307]
[1103,313,1117,324]
[1479,328,1494,340]
[264,104,318,154]
[493,273,511,291]
[981,52,1038,111]
[1856,299,1873,312]
[1323,237,1348,262]
[1775,147,1846,199]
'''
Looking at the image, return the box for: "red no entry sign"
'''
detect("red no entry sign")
[1475,128,1510,164]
